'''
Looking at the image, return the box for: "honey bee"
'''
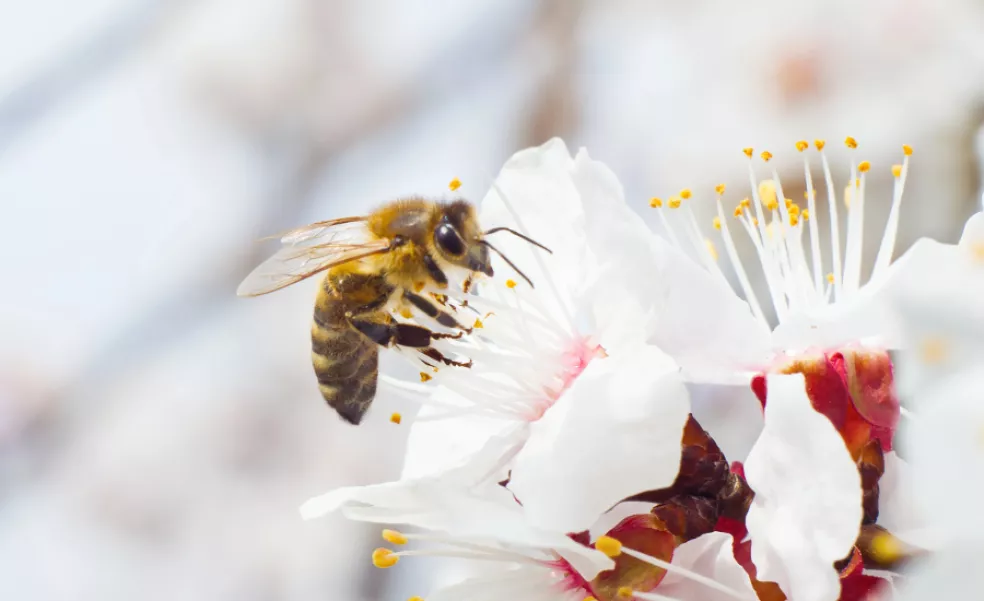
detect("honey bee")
[238,197,549,424]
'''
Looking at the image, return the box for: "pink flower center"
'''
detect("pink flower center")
[547,556,598,599]
[528,337,606,421]
[752,346,900,454]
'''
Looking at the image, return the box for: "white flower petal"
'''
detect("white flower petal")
[427,567,564,601]
[478,137,589,316]
[744,373,862,601]
[401,393,528,481]
[646,237,771,377]
[657,532,757,601]
[895,543,984,601]
[958,211,984,247]
[885,237,984,400]
[508,345,690,533]
[901,369,984,541]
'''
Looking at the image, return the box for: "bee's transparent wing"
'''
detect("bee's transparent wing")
[237,217,390,297]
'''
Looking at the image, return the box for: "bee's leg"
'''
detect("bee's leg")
[402,290,472,333]
[421,252,448,288]
[349,318,472,369]
[349,319,433,348]
[418,347,473,369]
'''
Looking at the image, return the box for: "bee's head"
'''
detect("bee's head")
[434,200,493,277]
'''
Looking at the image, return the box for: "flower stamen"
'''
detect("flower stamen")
[872,145,912,280]
[594,535,623,557]
[373,548,399,568]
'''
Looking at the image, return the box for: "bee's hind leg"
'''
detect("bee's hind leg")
[349,317,472,368]
[402,290,472,333]
[418,347,473,369]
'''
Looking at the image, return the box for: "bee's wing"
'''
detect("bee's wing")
[237,217,391,297]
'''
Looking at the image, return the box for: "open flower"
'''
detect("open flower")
[653,139,915,435]
[382,138,769,532]
[647,139,939,598]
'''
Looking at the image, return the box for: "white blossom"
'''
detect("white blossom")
[384,138,760,532]
[300,474,757,601]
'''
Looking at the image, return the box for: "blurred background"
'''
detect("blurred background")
[1,1,983,599]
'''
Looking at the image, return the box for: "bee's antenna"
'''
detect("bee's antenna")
[482,227,552,254]
[479,240,535,288]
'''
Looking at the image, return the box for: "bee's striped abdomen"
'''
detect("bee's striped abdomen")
[310,269,391,424]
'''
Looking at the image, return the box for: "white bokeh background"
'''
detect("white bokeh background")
[1,1,983,599]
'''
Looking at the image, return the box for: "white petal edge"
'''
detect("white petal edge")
[657,532,758,601]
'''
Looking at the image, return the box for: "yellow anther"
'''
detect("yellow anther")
[390,412,402,424]
[868,532,904,565]
[789,214,800,227]
[584,597,598,601]
[419,372,432,382]
[743,147,754,158]
[741,197,751,208]
[372,548,399,568]
[705,238,719,261]
[617,587,634,599]
[826,273,835,284]
[680,188,692,200]
[855,177,861,188]
[506,279,517,289]
[801,209,810,220]
[814,139,826,150]
[845,136,858,149]
[891,164,903,178]
[903,144,913,156]
[448,178,462,191]
[734,206,744,218]
[669,197,682,209]
[970,242,984,264]
[408,597,425,601]
[649,197,663,208]
[858,161,871,173]
[795,140,809,152]
[759,180,779,210]
[785,198,793,209]
[713,216,722,230]
[383,529,408,545]
[753,218,759,226]
[473,318,484,329]
[788,203,800,216]
[595,535,623,557]
[715,183,726,195]
[400,308,414,319]
[413,281,425,293]
[760,150,773,162]
[920,337,948,365]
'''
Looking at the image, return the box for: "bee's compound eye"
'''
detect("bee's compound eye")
[435,223,465,257]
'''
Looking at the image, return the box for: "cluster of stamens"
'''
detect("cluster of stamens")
[649,137,912,329]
